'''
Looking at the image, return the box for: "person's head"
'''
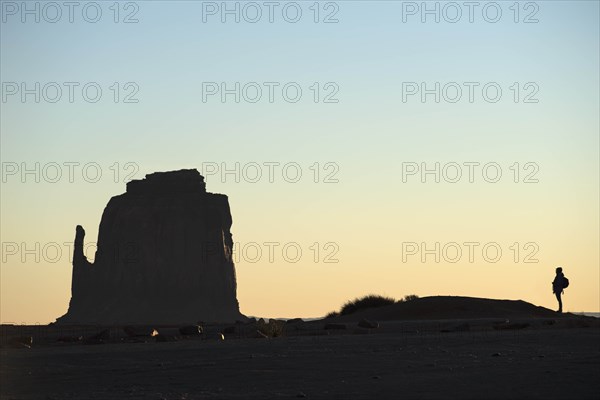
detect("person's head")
[556,267,563,274]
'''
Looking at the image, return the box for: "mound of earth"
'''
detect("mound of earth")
[328,296,572,322]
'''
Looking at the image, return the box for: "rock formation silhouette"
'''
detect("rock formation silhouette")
[57,169,244,324]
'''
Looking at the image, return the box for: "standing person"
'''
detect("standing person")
[552,267,568,313]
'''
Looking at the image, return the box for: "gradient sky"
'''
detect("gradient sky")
[1,0,599,323]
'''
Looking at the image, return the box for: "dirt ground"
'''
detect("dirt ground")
[1,322,599,399]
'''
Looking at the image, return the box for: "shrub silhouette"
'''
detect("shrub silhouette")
[325,294,420,318]
[399,294,419,303]
[339,294,396,316]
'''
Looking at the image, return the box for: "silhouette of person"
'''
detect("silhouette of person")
[552,267,566,313]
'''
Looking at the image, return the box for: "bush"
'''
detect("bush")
[324,294,420,318]
[398,294,419,303]
[339,294,396,316]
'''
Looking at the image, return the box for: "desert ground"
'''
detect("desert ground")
[1,314,599,400]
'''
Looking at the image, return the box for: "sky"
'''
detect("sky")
[1,0,599,323]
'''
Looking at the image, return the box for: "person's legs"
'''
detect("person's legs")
[555,292,563,313]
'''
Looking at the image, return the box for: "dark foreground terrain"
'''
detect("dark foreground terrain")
[1,319,599,399]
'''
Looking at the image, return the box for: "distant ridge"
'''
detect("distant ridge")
[575,312,600,318]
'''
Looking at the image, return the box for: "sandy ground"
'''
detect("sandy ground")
[1,322,599,399]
